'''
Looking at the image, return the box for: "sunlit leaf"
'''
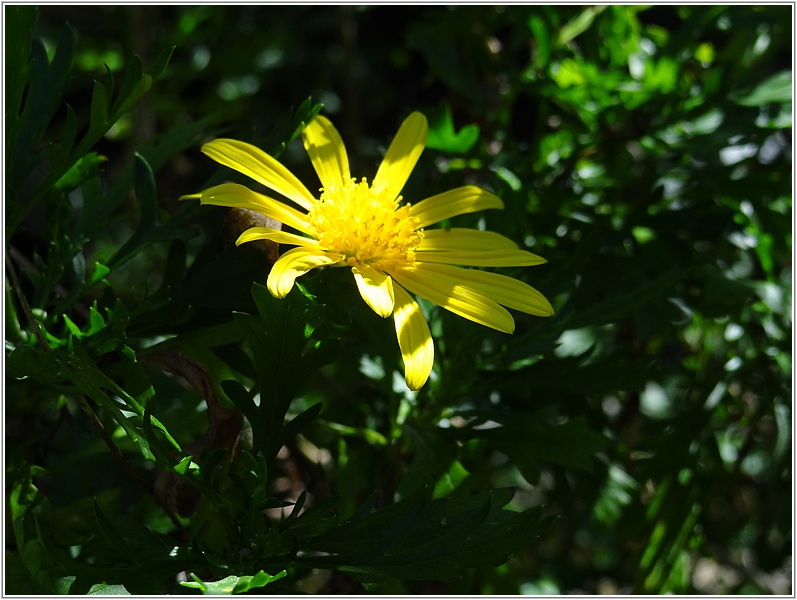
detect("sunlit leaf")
[730,70,791,106]
[180,570,287,594]
[427,102,480,153]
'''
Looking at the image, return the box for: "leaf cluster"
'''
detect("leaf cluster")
[6,5,791,596]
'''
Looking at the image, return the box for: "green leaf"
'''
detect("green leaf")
[5,5,38,154]
[142,400,187,468]
[432,460,471,499]
[180,570,287,594]
[755,101,792,128]
[495,352,652,396]
[89,79,110,132]
[302,486,552,581]
[427,103,480,153]
[280,402,324,446]
[92,501,199,572]
[133,152,158,228]
[53,152,107,194]
[730,70,792,106]
[110,56,144,117]
[492,165,522,191]
[528,14,552,69]
[394,423,458,501]
[593,464,639,526]
[87,583,131,595]
[173,455,198,475]
[258,96,323,157]
[58,104,77,153]
[8,468,62,593]
[8,340,179,462]
[233,284,336,460]
[220,379,261,438]
[149,46,175,83]
[107,153,162,268]
[317,419,388,446]
[12,24,76,182]
[447,411,607,484]
[71,48,170,163]
[561,267,684,330]
[556,6,607,46]
[89,261,111,285]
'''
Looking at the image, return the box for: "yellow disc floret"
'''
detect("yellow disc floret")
[308,177,423,271]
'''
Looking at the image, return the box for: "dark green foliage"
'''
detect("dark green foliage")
[6,5,791,595]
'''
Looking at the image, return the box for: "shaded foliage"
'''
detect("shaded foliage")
[6,5,791,595]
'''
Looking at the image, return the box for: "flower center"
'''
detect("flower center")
[308,177,423,270]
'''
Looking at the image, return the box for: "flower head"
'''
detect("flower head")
[182,112,553,390]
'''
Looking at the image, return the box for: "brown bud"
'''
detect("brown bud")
[223,208,282,266]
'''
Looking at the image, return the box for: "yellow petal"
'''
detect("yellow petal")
[267,247,342,298]
[416,249,547,267]
[302,115,351,190]
[202,139,317,211]
[389,266,515,334]
[193,183,313,234]
[393,285,434,391]
[412,262,554,317]
[418,228,519,251]
[410,186,504,228]
[236,227,320,249]
[372,112,428,200]
[352,265,395,318]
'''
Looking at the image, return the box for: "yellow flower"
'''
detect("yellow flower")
[182,112,553,390]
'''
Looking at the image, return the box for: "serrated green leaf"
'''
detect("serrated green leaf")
[93,502,144,564]
[12,24,76,182]
[11,340,179,461]
[395,424,458,501]
[302,487,549,581]
[5,5,38,156]
[181,570,287,594]
[110,55,147,119]
[233,284,336,460]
